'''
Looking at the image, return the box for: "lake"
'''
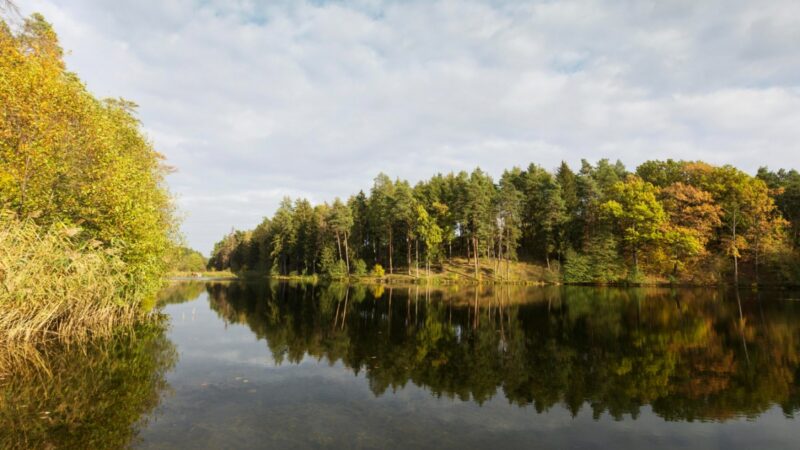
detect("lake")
[4,282,800,449]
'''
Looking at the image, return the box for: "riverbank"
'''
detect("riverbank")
[201,257,798,288]
[214,258,620,286]
[167,270,239,281]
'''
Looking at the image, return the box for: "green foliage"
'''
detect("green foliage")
[758,167,800,248]
[319,245,347,279]
[563,249,593,283]
[0,14,176,298]
[207,158,800,286]
[372,263,386,278]
[0,14,176,297]
[564,233,626,283]
[1,321,176,448]
[352,258,368,276]
[601,176,666,271]
[416,205,443,267]
[166,246,207,272]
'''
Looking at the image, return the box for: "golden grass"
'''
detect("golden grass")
[349,258,557,285]
[0,213,152,370]
[167,269,238,279]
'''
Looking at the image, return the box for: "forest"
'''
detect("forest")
[209,160,800,285]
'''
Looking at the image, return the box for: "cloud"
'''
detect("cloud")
[20,0,800,253]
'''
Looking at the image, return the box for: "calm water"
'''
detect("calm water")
[4,282,800,449]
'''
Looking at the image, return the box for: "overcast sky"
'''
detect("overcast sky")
[19,0,800,254]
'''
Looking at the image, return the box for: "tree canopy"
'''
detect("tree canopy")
[209,159,800,285]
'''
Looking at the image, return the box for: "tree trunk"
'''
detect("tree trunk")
[473,236,480,281]
[496,238,502,278]
[415,238,419,277]
[754,221,761,285]
[732,209,739,286]
[343,231,351,274]
[506,227,511,279]
[388,227,394,274]
[407,235,412,276]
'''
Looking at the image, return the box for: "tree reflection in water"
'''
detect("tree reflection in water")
[206,282,800,422]
[0,320,177,449]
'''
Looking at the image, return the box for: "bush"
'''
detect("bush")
[319,246,347,279]
[166,246,207,272]
[372,264,385,278]
[563,235,626,284]
[352,259,368,276]
[563,250,593,283]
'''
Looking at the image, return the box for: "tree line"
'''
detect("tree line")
[209,159,800,285]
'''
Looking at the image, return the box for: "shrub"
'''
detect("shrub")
[372,264,385,278]
[352,259,368,276]
[319,246,347,279]
[563,250,593,283]
[563,235,626,284]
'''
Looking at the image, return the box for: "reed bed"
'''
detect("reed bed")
[0,213,152,371]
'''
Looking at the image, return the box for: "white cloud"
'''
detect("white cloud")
[19,0,800,253]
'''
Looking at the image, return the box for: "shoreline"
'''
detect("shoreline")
[166,272,800,289]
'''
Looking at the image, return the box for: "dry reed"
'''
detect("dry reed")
[0,212,153,371]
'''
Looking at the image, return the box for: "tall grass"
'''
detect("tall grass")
[0,212,152,362]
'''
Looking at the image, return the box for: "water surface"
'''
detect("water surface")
[5,282,800,449]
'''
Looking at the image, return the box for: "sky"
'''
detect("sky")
[17,0,800,254]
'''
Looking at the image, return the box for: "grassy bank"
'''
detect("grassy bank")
[224,257,766,287]
[227,258,559,285]
[352,258,558,285]
[167,270,238,280]
[0,215,153,366]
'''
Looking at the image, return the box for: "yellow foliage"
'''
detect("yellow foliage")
[0,13,176,296]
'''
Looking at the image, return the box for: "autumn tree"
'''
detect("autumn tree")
[659,182,721,276]
[1,13,175,294]
[601,176,666,274]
